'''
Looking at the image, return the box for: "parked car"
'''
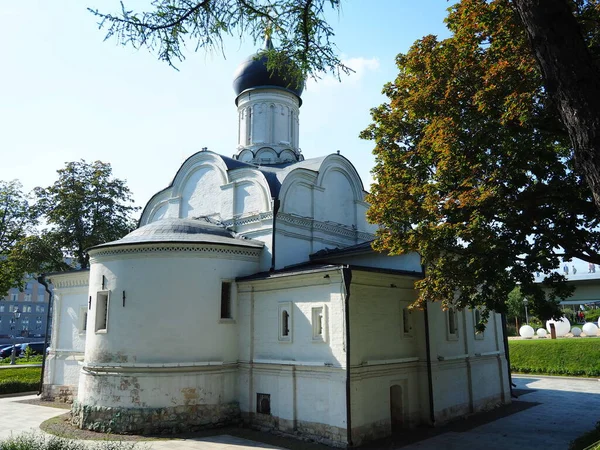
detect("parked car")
[19,342,45,356]
[0,344,22,358]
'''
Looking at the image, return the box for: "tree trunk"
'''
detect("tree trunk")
[513,0,600,208]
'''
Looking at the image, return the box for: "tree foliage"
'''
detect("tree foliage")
[0,181,36,255]
[34,160,139,269]
[89,0,350,84]
[0,181,38,296]
[361,0,596,320]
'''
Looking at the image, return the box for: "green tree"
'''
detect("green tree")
[0,181,36,255]
[361,0,590,320]
[90,1,600,211]
[88,0,350,83]
[506,287,526,328]
[34,160,140,269]
[0,181,38,296]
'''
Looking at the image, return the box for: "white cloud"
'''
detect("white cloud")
[306,56,380,90]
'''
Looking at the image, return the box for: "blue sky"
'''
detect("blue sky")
[2,1,595,274]
[0,1,453,207]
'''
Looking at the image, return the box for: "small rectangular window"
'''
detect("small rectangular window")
[220,282,232,319]
[95,291,110,333]
[79,307,88,333]
[312,306,327,342]
[278,302,292,342]
[257,393,271,415]
[10,294,17,301]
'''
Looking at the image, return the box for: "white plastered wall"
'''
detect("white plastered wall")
[347,272,426,444]
[237,270,348,438]
[44,271,90,397]
[275,155,377,269]
[426,303,510,423]
[78,243,260,410]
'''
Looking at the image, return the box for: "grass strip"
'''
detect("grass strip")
[509,338,600,377]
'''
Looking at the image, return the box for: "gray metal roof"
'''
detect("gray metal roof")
[310,240,375,260]
[90,218,264,250]
[236,262,423,282]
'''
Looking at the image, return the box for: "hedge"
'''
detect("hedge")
[509,338,600,377]
[0,367,40,395]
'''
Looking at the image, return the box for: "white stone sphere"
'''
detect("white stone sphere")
[536,328,547,338]
[546,317,571,337]
[572,327,582,337]
[519,325,535,339]
[582,322,599,337]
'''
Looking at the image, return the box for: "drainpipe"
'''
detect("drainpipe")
[423,300,436,425]
[340,267,353,447]
[421,263,435,425]
[37,274,53,396]
[270,198,280,272]
[500,313,516,397]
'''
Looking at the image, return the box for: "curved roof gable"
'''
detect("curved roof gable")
[139,151,366,226]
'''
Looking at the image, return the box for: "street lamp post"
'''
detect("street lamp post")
[10,307,21,365]
[523,298,529,326]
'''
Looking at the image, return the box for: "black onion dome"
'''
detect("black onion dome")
[233,38,304,99]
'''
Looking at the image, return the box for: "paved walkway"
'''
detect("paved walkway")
[398,376,600,450]
[1,376,599,449]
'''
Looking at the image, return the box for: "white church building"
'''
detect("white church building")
[43,40,511,447]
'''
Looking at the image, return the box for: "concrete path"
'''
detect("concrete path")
[1,376,599,449]
[398,375,600,450]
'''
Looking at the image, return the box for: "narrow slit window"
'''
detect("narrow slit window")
[403,307,412,336]
[282,310,289,336]
[312,306,326,342]
[221,282,232,319]
[278,302,292,342]
[95,291,110,333]
[447,308,458,340]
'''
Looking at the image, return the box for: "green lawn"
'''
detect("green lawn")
[0,366,41,395]
[509,338,600,377]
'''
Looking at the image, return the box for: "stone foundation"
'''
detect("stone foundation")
[350,418,392,447]
[71,401,240,435]
[42,384,77,403]
[243,412,347,447]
